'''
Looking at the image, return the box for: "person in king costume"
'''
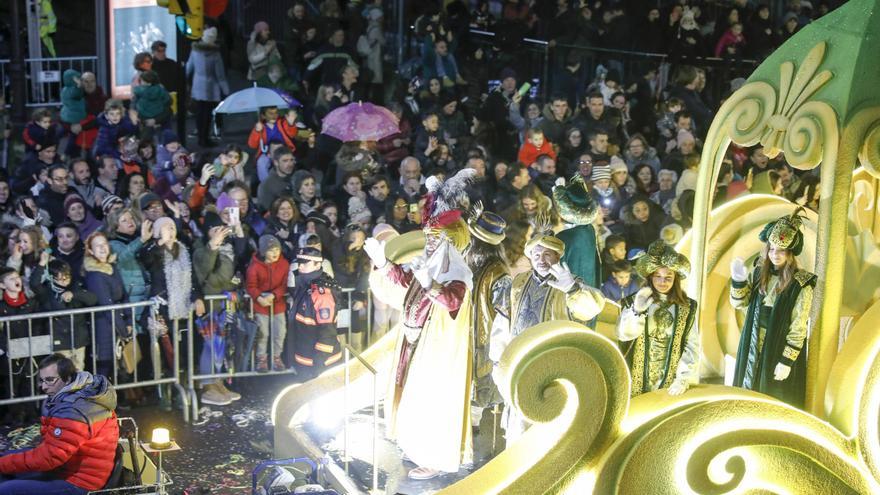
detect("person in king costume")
[616,241,700,397]
[364,169,476,480]
[553,174,602,289]
[730,207,815,408]
[464,203,511,430]
[489,227,606,441]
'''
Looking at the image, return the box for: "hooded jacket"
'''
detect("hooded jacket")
[60,69,87,124]
[0,372,119,490]
[133,83,172,120]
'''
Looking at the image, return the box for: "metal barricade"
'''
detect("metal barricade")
[185,287,371,421]
[186,293,298,420]
[0,298,190,422]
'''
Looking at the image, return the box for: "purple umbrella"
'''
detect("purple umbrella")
[321,102,400,142]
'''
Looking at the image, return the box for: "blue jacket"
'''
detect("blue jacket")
[600,277,640,303]
[93,112,137,159]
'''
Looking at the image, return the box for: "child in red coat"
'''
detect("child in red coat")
[246,235,290,371]
[517,128,556,166]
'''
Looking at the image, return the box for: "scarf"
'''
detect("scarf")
[50,279,68,297]
[163,242,193,320]
[83,255,116,275]
[3,291,27,307]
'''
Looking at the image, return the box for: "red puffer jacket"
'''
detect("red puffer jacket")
[246,253,290,315]
[0,372,119,490]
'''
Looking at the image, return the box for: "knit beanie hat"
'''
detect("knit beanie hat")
[216,192,237,212]
[152,216,176,239]
[64,194,87,213]
[591,165,612,182]
[258,234,281,256]
[161,129,180,146]
[609,156,628,175]
[101,194,124,215]
[348,196,372,224]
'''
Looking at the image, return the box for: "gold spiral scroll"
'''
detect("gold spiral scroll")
[440,321,630,495]
[725,81,777,147]
[858,121,880,179]
[592,387,878,494]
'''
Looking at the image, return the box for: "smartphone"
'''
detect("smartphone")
[213,161,224,176]
[517,82,532,97]
[228,206,240,225]
[408,204,419,213]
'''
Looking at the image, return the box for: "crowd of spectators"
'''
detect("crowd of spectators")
[0,0,827,416]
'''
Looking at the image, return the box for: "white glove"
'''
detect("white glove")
[667,379,689,396]
[730,257,748,282]
[633,287,653,313]
[773,363,791,381]
[546,262,577,293]
[363,238,387,268]
[554,176,566,188]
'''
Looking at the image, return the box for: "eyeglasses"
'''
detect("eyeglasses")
[39,376,60,385]
[578,160,592,165]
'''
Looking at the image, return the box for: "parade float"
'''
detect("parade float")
[272,0,880,492]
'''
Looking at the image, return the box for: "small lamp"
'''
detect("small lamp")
[145,427,178,495]
[150,428,171,450]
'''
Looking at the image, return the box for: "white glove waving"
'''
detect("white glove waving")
[773,363,791,381]
[547,262,577,293]
[554,176,566,188]
[667,379,689,396]
[730,257,748,282]
[363,237,387,268]
[633,287,654,313]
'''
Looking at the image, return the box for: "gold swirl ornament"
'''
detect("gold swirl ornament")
[440,321,629,495]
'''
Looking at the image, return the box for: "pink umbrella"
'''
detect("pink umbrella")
[320,102,400,142]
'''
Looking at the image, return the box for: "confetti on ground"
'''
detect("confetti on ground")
[2,374,299,494]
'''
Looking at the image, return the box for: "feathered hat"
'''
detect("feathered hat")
[421,169,477,229]
[421,169,477,251]
[759,206,806,255]
[633,240,690,279]
[552,174,599,225]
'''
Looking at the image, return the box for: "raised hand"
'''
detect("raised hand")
[546,262,576,293]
